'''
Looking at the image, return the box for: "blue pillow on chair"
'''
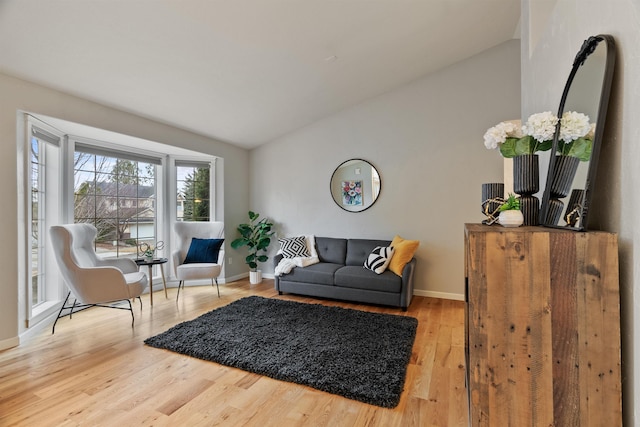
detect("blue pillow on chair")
[184,238,224,264]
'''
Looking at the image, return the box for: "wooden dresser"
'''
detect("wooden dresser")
[464,224,622,426]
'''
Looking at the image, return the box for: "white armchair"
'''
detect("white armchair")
[173,221,225,300]
[49,223,148,333]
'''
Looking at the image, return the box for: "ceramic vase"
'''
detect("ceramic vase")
[550,155,580,198]
[512,154,539,226]
[498,210,524,228]
[481,182,504,223]
[565,189,585,227]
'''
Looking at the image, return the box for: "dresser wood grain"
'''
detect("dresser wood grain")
[464,224,622,426]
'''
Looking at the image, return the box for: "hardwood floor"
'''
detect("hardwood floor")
[0,279,468,426]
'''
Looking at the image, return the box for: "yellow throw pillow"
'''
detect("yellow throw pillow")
[388,235,419,276]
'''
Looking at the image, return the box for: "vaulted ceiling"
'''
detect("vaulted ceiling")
[0,1,520,149]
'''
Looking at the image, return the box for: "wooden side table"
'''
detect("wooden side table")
[135,258,168,306]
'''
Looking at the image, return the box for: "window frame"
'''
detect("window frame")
[18,114,219,335]
[20,116,65,328]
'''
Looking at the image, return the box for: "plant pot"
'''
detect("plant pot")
[249,270,262,284]
[498,210,524,228]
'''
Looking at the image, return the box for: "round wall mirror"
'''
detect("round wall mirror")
[540,34,616,230]
[330,159,381,212]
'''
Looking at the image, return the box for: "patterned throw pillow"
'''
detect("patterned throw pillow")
[364,246,395,274]
[278,236,311,258]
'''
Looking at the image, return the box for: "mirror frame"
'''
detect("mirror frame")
[540,34,616,230]
[330,158,381,213]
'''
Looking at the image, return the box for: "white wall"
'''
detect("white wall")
[249,40,520,299]
[521,1,639,424]
[0,72,250,347]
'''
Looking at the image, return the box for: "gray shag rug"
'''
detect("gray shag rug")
[144,296,418,408]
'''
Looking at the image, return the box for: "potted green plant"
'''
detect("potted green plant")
[497,193,524,228]
[230,211,275,284]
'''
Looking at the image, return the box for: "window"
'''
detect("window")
[30,136,46,306]
[25,120,63,321]
[73,149,158,258]
[176,161,211,222]
[19,114,219,332]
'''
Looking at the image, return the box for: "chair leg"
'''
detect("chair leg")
[176,280,183,302]
[52,291,72,334]
[70,298,77,319]
[138,296,143,310]
[213,278,220,297]
[128,299,135,327]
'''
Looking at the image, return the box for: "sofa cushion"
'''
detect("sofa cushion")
[388,235,420,276]
[334,266,402,293]
[345,239,392,266]
[278,236,311,258]
[364,246,395,274]
[315,237,347,264]
[280,262,343,285]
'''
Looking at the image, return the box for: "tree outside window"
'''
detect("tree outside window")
[177,165,210,222]
[74,153,156,257]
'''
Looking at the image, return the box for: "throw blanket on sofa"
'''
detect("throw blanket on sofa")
[275,235,319,276]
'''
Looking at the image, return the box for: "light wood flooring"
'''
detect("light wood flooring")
[0,279,468,426]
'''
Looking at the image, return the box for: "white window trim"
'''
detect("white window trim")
[18,113,221,335]
[19,115,65,329]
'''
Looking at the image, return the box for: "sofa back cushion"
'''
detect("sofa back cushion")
[346,239,392,266]
[315,237,348,264]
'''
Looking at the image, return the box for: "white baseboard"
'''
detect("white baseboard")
[223,273,249,283]
[19,308,61,343]
[413,289,465,301]
[0,335,20,351]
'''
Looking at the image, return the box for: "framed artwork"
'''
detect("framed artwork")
[342,180,363,206]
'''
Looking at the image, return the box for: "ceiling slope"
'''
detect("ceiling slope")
[0,0,520,148]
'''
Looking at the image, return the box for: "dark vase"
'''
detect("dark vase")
[512,154,539,226]
[481,183,504,221]
[550,155,580,198]
[513,154,539,195]
[565,189,585,227]
[544,198,564,225]
[519,195,540,227]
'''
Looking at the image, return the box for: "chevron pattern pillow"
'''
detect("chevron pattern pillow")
[278,236,311,258]
[364,246,395,274]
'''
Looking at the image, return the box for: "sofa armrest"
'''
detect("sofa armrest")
[273,253,284,290]
[400,258,416,310]
[274,253,283,266]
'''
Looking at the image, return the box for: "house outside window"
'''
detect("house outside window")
[176,161,211,222]
[73,151,158,258]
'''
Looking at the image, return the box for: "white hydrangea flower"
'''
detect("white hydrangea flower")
[483,120,522,150]
[560,111,592,142]
[523,111,558,143]
[585,123,596,140]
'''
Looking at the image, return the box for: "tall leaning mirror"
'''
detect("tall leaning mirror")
[540,34,616,230]
[330,159,381,212]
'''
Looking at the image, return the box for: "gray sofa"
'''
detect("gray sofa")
[274,237,415,310]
